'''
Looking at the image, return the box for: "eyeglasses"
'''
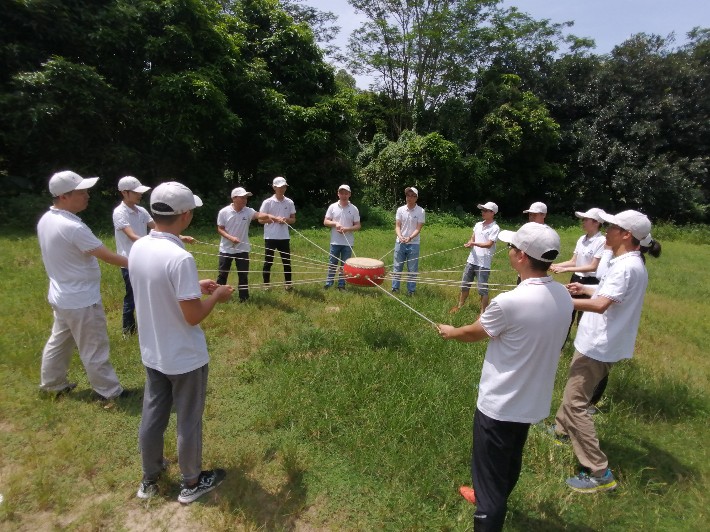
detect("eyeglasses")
[507,243,519,251]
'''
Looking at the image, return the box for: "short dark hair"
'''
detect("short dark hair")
[151,212,182,224]
[526,254,552,272]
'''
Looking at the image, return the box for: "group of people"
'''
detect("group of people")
[439,201,661,531]
[35,170,662,520]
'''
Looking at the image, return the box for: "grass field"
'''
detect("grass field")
[0,219,708,531]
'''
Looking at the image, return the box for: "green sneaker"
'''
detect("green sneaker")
[566,469,617,493]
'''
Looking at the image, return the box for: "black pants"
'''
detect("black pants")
[262,239,292,285]
[217,252,249,301]
[472,408,530,532]
[569,273,600,326]
[120,267,136,333]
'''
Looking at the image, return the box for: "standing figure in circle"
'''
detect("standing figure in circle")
[216,187,266,302]
[130,181,234,504]
[553,210,661,494]
[392,186,425,296]
[450,202,500,315]
[439,223,572,532]
[259,177,296,291]
[323,184,361,290]
[38,170,128,400]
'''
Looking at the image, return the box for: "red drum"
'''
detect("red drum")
[343,257,386,286]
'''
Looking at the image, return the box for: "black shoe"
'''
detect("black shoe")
[337,286,345,291]
[55,382,77,397]
[93,389,134,402]
[177,469,226,504]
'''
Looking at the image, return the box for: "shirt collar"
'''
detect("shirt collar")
[148,230,184,248]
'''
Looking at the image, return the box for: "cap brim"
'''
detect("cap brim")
[599,212,618,225]
[133,185,151,193]
[497,230,516,244]
[193,195,203,208]
[75,177,99,190]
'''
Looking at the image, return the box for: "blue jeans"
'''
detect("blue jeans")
[121,268,136,333]
[392,242,420,293]
[326,244,353,288]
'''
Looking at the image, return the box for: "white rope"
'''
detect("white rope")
[367,279,439,328]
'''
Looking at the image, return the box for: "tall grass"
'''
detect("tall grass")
[0,220,708,530]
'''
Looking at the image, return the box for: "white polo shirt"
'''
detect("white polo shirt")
[572,232,605,278]
[37,207,103,309]
[326,201,360,246]
[129,231,208,375]
[217,205,257,253]
[477,276,573,423]
[595,248,613,280]
[259,195,296,240]
[113,202,153,258]
[467,220,500,268]
[395,204,425,245]
[574,251,648,363]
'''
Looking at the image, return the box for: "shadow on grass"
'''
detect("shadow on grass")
[360,327,409,350]
[48,387,144,416]
[507,501,596,531]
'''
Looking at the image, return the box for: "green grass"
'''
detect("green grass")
[0,221,708,530]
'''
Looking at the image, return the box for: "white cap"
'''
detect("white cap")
[150,182,203,215]
[338,184,351,192]
[49,171,98,196]
[405,186,418,196]
[118,176,150,193]
[272,176,288,187]
[498,222,561,262]
[600,210,652,241]
[477,201,499,214]
[523,201,547,214]
[231,187,252,198]
[574,208,606,223]
[639,233,653,247]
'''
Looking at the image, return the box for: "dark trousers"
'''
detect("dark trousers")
[569,273,600,326]
[472,408,530,532]
[120,268,136,333]
[262,239,292,285]
[217,252,250,301]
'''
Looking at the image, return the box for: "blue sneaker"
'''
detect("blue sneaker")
[566,469,617,493]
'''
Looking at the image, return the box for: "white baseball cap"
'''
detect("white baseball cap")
[49,170,98,196]
[523,201,547,214]
[338,184,351,192]
[231,187,252,197]
[498,222,561,262]
[574,208,606,223]
[405,186,418,196]
[477,201,499,214]
[118,176,150,193]
[150,182,203,215]
[600,210,651,240]
[272,176,288,187]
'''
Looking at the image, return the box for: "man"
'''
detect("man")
[323,184,361,290]
[439,223,572,532]
[392,186,425,295]
[259,176,296,290]
[216,186,265,302]
[113,176,153,335]
[450,202,500,314]
[523,201,548,225]
[37,170,128,400]
[553,210,660,493]
[130,181,234,503]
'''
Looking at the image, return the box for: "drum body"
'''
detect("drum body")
[343,257,386,286]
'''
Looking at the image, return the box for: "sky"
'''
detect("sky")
[302,0,710,88]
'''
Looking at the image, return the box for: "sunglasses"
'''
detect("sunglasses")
[507,243,519,250]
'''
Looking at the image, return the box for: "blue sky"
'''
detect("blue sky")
[303,0,710,88]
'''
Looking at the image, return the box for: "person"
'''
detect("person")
[524,201,548,225]
[450,202,500,314]
[552,210,662,493]
[392,186,425,295]
[438,223,572,532]
[130,181,234,504]
[216,187,266,302]
[259,176,296,291]
[550,208,607,326]
[323,184,361,290]
[37,170,128,401]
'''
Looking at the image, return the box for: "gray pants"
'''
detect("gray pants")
[40,303,122,398]
[139,364,208,484]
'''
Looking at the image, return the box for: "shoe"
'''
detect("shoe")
[93,389,134,402]
[566,469,617,493]
[587,405,599,415]
[449,305,461,314]
[547,424,571,446]
[177,469,226,504]
[285,285,293,292]
[407,291,415,297]
[323,284,332,289]
[55,382,77,397]
[337,286,345,291]
[391,288,399,293]
[459,486,476,504]
[136,480,158,499]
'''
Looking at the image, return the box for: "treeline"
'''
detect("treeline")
[1,0,708,223]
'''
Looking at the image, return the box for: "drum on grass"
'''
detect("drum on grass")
[343,257,386,286]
